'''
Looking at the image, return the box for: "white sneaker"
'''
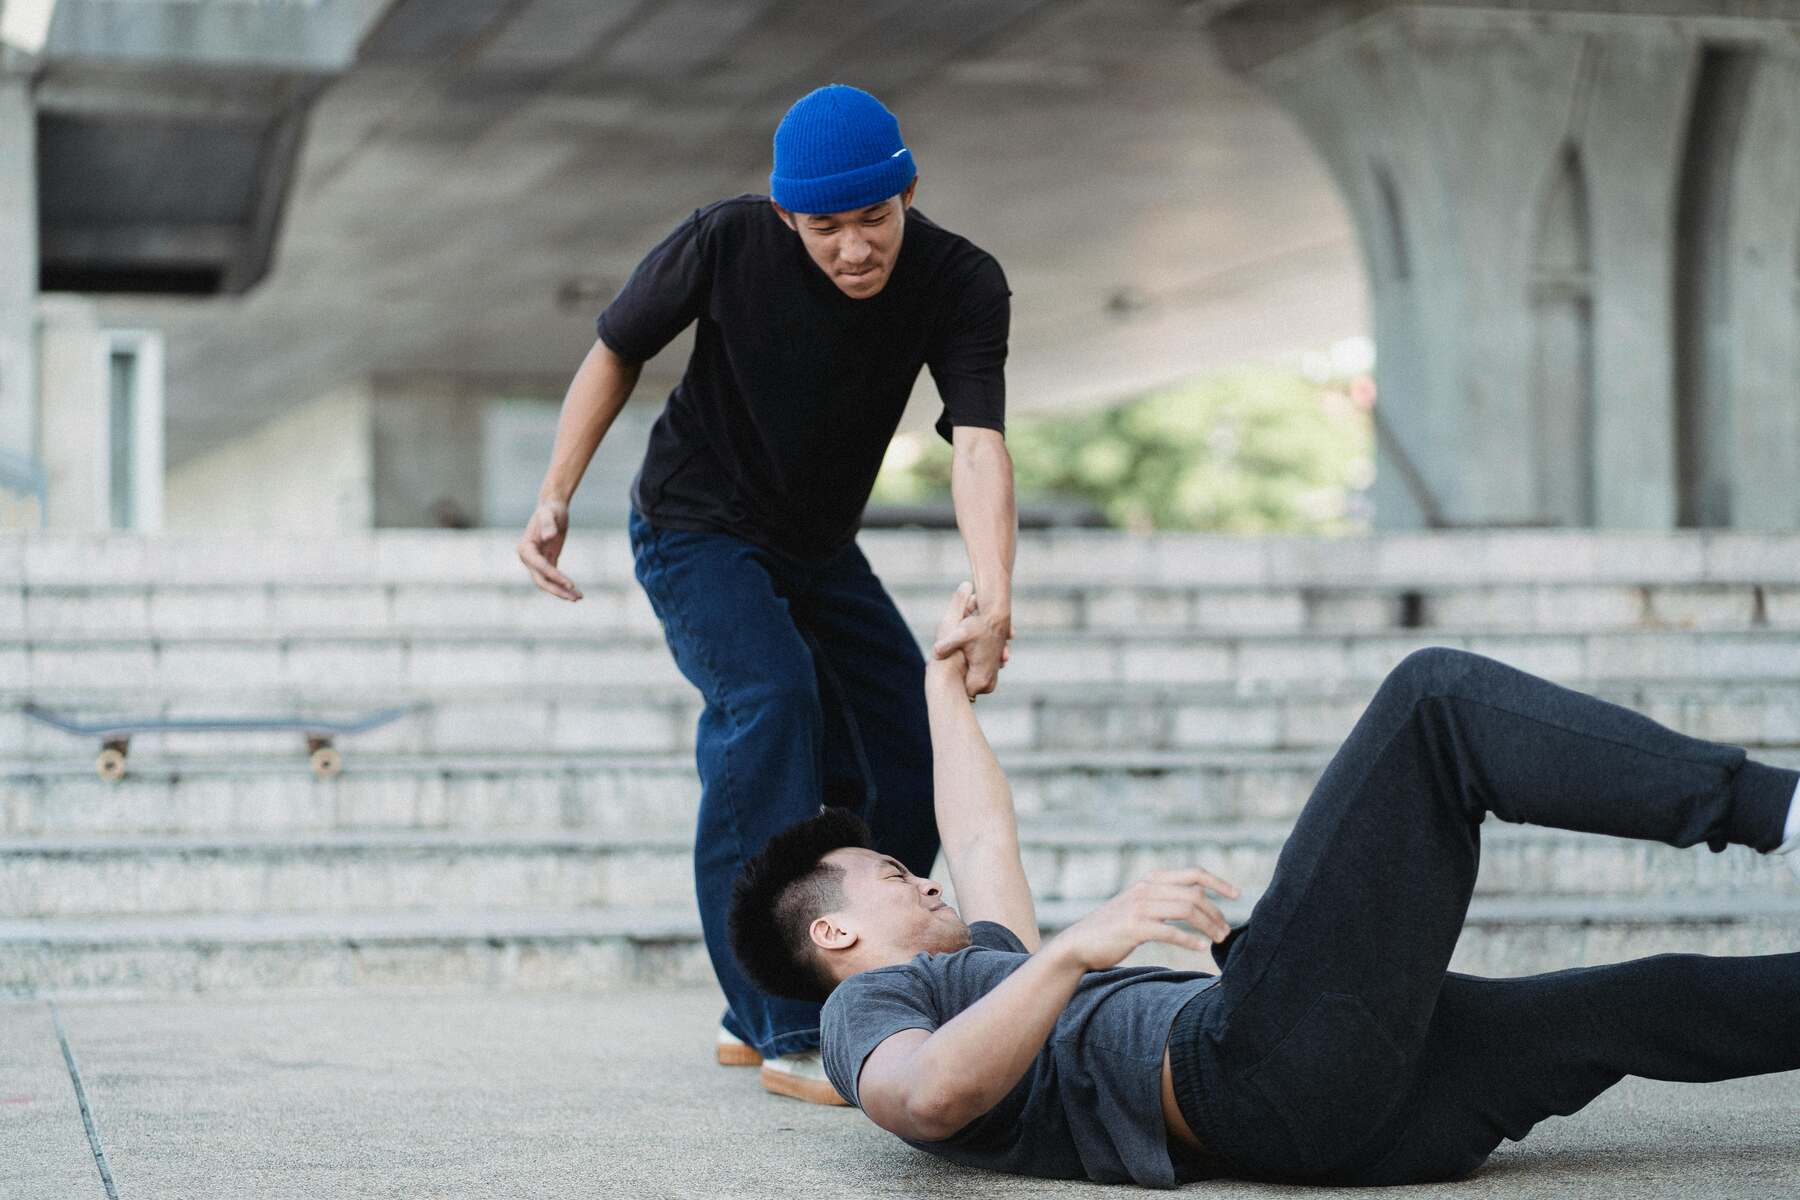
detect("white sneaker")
[759,1049,849,1106]
[716,1025,762,1067]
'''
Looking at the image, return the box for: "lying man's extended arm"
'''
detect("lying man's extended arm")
[856,586,1239,1142]
[924,583,1036,945]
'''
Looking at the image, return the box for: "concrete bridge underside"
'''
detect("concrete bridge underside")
[13,0,1800,532]
[16,0,1366,487]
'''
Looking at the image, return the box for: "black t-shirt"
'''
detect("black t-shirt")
[596,194,1010,560]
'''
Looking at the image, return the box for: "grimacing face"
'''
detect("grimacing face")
[771,180,917,299]
[810,846,971,976]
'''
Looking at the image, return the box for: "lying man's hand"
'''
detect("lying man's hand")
[930,581,978,689]
[1045,868,1241,973]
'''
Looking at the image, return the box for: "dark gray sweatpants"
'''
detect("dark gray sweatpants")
[1168,646,1799,1185]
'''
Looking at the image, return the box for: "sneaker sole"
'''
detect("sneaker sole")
[716,1041,763,1068]
[760,1063,849,1106]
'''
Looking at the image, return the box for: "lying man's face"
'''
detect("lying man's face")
[813,847,972,972]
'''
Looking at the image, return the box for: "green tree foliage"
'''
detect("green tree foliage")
[875,362,1375,533]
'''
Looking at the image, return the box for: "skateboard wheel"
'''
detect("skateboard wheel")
[96,747,127,782]
[309,746,343,779]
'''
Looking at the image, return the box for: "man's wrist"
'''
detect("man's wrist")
[1033,931,1088,976]
[925,658,967,691]
[974,587,1012,626]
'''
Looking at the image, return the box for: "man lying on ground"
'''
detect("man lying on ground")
[727,583,1800,1187]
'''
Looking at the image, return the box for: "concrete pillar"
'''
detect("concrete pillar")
[36,295,107,531]
[1720,54,1800,530]
[0,70,35,462]
[1204,1,1800,530]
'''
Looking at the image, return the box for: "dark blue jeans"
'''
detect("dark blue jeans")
[1170,646,1800,1185]
[628,510,938,1059]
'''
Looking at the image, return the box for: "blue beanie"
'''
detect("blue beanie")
[770,84,916,214]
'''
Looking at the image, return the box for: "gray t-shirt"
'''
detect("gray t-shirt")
[819,920,1218,1188]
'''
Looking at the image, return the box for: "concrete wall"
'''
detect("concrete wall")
[481,393,659,535]
[371,369,665,532]
[368,375,487,529]
[161,367,668,534]
[166,378,374,533]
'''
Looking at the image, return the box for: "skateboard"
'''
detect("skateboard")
[21,704,420,781]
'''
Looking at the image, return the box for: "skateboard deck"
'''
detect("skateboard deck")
[21,704,419,781]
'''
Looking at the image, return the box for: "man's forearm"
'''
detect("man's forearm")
[949,429,1017,617]
[538,338,642,504]
[926,662,1017,868]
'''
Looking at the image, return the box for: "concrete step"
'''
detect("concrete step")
[12,578,1800,640]
[15,628,1800,695]
[11,678,1800,761]
[9,529,1800,589]
[0,826,1792,919]
[9,747,1800,838]
[6,894,1799,1000]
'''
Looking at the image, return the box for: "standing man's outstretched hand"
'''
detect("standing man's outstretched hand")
[518,499,584,602]
[932,587,1012,698]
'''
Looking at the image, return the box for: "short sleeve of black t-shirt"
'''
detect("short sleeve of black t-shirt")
[929,254,1010,443]
[592,196,1011,560]
[595,212,710,363]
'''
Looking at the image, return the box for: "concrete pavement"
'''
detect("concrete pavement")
[4,986,1797,1199]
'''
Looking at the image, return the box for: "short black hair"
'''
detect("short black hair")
[728,807,873,1004]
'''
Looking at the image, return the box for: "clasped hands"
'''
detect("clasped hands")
[930,581,1013,700]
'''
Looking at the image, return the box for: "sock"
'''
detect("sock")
[1780,775,1800,853]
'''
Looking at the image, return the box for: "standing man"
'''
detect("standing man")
[517,84,1018,1105]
